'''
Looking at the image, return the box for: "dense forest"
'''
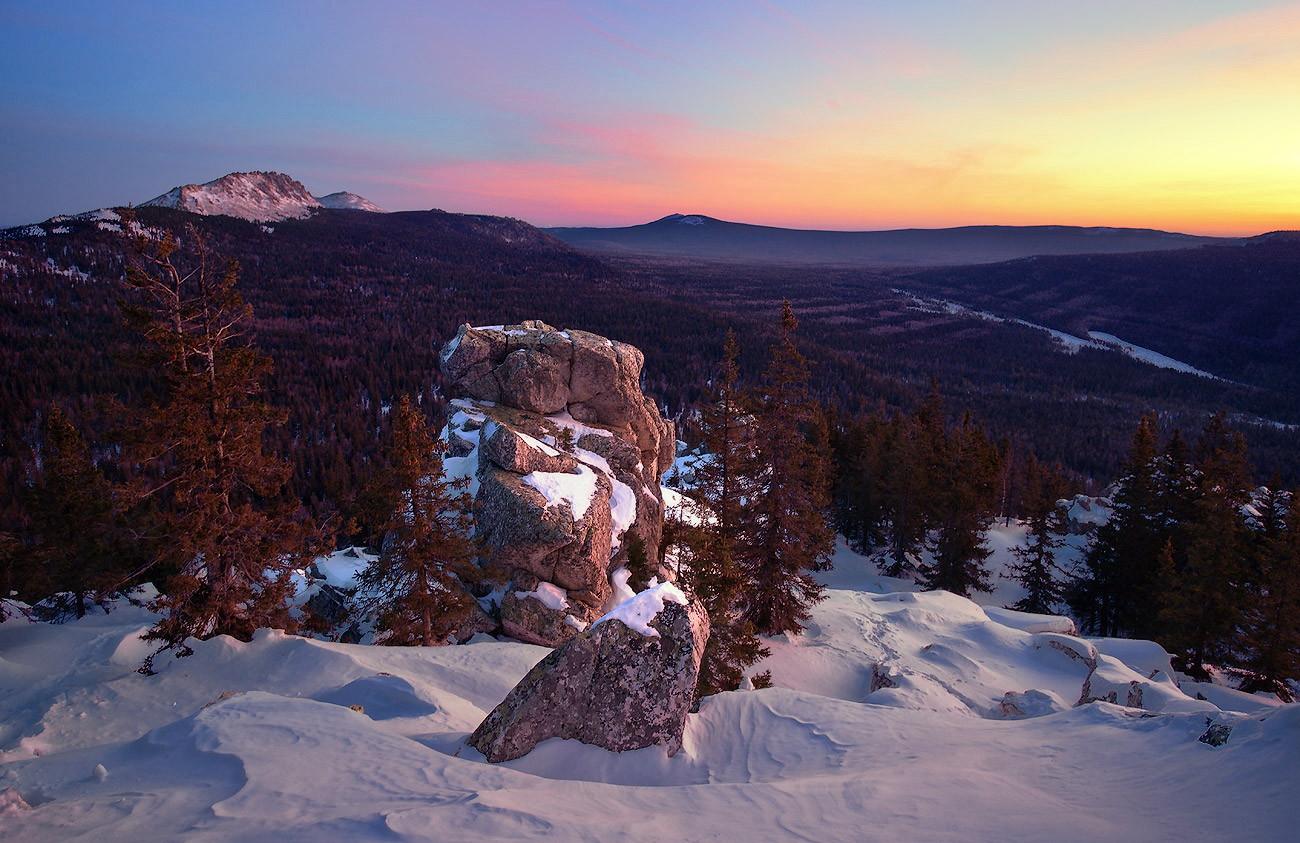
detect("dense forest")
[2,205,1297,691]
[5,207,1298,537]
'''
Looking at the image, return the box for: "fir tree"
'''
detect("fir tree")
[919,412,1001,597]
[1005,453,1069,613]
[682,330,768,695]
[117,226,327,665]
[737,302,833,636]
[354,396,500,646]
[27,407,134,619]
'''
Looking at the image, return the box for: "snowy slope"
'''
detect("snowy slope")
[315,191,385,212]
[141,172,323,222]
[1,539,1295,839]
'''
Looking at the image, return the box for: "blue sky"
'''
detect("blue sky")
[2,1,1297,233]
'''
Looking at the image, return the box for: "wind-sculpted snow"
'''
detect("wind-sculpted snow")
[1,549,1296,840]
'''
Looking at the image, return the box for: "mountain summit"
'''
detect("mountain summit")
[316,191,386,213]
[141,171,384,222]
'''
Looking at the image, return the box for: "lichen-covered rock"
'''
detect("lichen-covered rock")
[500,589,586,647]
[480,420,577,475]
[468,589,709,762]
[474,468,613,606]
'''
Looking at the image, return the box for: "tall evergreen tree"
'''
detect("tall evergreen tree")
[682,331,768,695]
[354,396,500,646]
[1005,453,1069,613]
[880,385,945,577]
[737,301,833,636]
[118,227,326,664]
[27,407,135,619]
[1238,489,1299,700]
[1069,414,1165,637]
[1160,414,1253,677]
[829,409,888,554]
[919,412,1001,597]
[0,530,26,622]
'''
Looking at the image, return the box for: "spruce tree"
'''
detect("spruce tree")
[354,396,500,646]
[1160,414,1252,678]
[919,412,1001,597]
[118,226,326,664]
[682,331,768,695]
[830,410,888,554]
[737,301,833,636]
[27,407,134,619]
[0,531,27,622]
[1069,414,1165,637]
[1238,489,1299,700]
[880,385,944,577]
[1005,453,1069,613]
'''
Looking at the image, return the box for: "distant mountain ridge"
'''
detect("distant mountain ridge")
[141,171,384,222]
[547,213,1235,267]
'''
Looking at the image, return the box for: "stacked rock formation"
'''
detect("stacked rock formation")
[438,321,676,647]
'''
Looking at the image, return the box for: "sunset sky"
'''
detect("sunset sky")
[2,1,1297,234]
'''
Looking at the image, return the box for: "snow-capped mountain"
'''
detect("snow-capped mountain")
[316,191,385,213]
[141,172,385,222]
[142,171,322,222]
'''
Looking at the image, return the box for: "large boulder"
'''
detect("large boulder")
[467,584,709,762]
[440,322,675,482]
[438,323,677,647]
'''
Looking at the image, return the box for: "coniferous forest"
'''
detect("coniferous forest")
[1,206,1298,693]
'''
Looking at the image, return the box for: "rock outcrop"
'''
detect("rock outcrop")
[467,584,709,762]
[438,322,675,647]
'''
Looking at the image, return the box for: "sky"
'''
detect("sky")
[1,1,1297,235]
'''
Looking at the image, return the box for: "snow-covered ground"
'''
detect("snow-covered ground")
[1,532,1295,840]
[894,289,1225,380]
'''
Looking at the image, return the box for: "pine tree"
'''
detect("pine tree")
[919,412,1001,597]
[118,226,326,664]
[1069,414,1165,637]
[27,407,134,619]
[1005,453,1069,613]
[737,301,833,636]
[354,396,500,646]
[682,330,768,695]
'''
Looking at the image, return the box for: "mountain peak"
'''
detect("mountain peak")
[141,171,323,222]
[654,213,711,226]
[316,191,385,213]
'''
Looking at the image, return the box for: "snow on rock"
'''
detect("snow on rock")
[592,579,688,639]
[468,590,708,762]
[314,191,385,212]
[983,605,1077,635]
[1062,493,1114,533]
[140,171,324,222]
[522,464,599,520]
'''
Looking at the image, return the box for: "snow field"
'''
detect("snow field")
[1,521,1295,839]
